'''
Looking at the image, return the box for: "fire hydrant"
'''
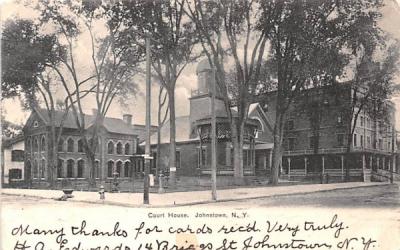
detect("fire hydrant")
[99,185,105,200]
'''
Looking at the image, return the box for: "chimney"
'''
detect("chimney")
[123,114,133,125]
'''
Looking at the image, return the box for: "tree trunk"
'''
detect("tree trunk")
[168,89,177,184]
[344,122,353,182]
[270,113,284,185]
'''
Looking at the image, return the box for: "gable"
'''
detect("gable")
[23,110,48,131]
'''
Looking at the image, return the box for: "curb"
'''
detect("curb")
[2,182,394,208]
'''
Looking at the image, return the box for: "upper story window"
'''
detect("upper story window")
[77,139,84,153]
[116,142,123,155]
[41,136,46,152]
[353,134,357,147]
[33,138,39,152]
[108,141,114,154]
[337,115,343,125]
[11,150,24,162]
[309,136,317,149]
[285,120,294,130]
[67,138,74,152]
[337,134,344,147]
[33,121,39,128]
[360,116,364,127]
[124,143,130,155]
[287,138,295,151]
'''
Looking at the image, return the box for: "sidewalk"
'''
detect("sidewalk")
[1,182,390,207]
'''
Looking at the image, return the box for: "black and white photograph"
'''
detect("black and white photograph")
[1,0,400,249]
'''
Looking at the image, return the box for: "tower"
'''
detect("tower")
[189,59,225,124]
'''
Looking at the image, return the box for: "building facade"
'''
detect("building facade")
[150,59,274,183]
[1,135,25,185]
[261,85,397,181]
[23,108,154,189]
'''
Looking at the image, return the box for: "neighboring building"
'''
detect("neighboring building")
[23,108,156,189]
[1,135,25,185]
[260,84,397,181]
[150,59,274,180]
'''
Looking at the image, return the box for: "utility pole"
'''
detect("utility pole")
[144,35,151,204]
[211,66,217,200]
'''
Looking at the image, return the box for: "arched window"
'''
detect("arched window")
[107,161,114,177]
[33,160,38,178]
[124,162,131,177]
[58,138,64,152]
[108,141,114,154]
[67,138,74,152]
[124,143,130,155]
[116,142,123,155]
[57,159,63,178]
[94,160,100,179]
[33,138,39,152]
[26,161,32,180]
[26,138,31,150]
[41,136,46,152]
[41,159,46,178]
[77,159,84,178]
[77,139,84,153]
[67,159,74,178]
[116,161,122,177]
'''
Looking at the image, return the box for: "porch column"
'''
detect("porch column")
[341,155,344,180]
[322,156,325,174]
[304,157,308,175]
[362,154,366,169]
[383,157,386,170]
[377,156,380,169]
[288,157,291,179]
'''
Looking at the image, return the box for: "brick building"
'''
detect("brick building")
[151,59,275,182]
[23,108,156,189]
[260,84,397,181]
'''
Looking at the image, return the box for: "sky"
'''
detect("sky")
[1,0,400,128]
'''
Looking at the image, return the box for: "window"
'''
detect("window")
[286,120,294,130]
[33,160,38,178]
[77,139,84,153]
[337,115,343,125]
[124,162,131,177]
[67,159,74,178]
[107,141,114,154]
[33,121,39,127]
[57,159,63,178]
[366,118,370,128]
[67,138,74,152]
[107,161,114,177]
[379,139,383,150]
[337,134,344,147]
[309,136,317,149]
[116,161,122,177]
[11,150,24,162]
[124,143,130,155]
[367,136,371,148]
[287,138,295,151]
[9,169,22,179]
[353,134,357,147]
[33,138,39,152]
[41,159,46,178]
[360,116,364,127]
[94,160,100,179]
[360,135,364,147]
[58,138,64,152]
[198,147,206,167]
[116,142,123,155]
[26,138,31,150]
[41,136,46,152]
[176,151,181,169]
[77,160,84,178]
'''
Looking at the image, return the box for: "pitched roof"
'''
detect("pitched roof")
[33,108,153,136]
[149,116,197,145]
